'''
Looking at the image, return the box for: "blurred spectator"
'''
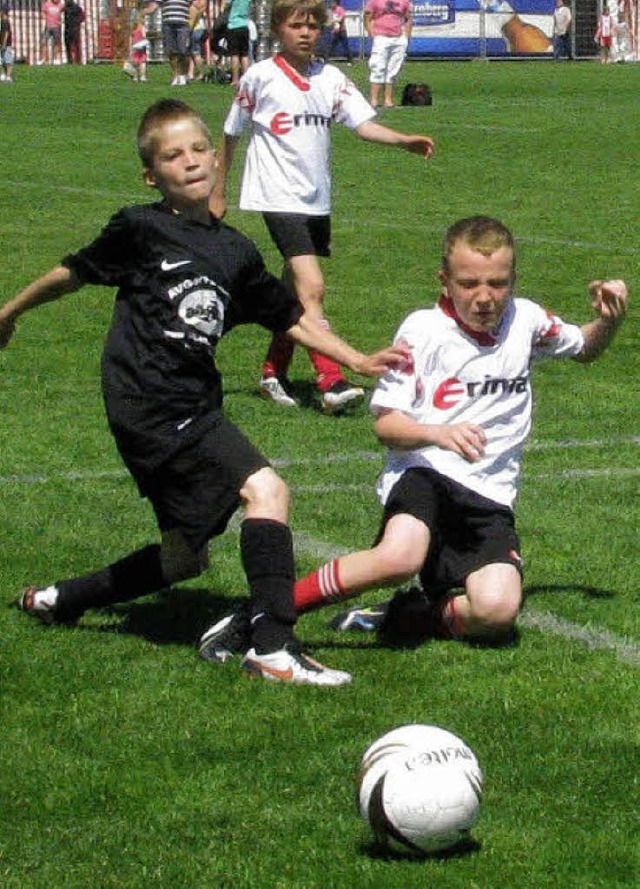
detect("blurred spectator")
[552,0,572,60]
[595,6,614,64]
[64,0,85,64]
[364,0,411,108]
[225,0,253,89]
[41,0,64,65]
[0,5,14,83]
[144,0,191,86]
[188,0,207,81]
[127,11,149,81]
[327,1,353,64]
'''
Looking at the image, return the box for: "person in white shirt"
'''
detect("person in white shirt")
[552,0,572,60]
[199,215,628,664]
[210,0,433,415]
[292,216,628,647]
[595,6,614,63]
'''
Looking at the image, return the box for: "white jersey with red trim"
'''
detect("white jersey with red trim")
[223,55,375,215]
[370,296,585,509]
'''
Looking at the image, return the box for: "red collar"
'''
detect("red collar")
[273,54,311,91]
[438,295,499,346]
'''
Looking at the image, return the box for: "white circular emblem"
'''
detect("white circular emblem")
[178,290,225,338]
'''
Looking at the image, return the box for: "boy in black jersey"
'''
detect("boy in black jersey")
[0,99,404,686]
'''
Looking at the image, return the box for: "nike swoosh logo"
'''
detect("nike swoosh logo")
[243,658,294,682]
[256,664,295,681]
[161,259,191,271]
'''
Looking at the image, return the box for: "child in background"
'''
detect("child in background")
[0,5,14,84]
[128,12,149,81]
[210,0,434,414]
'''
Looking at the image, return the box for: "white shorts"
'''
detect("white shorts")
[368,34,408,83]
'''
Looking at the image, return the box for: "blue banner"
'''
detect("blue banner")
[340,0,556,57]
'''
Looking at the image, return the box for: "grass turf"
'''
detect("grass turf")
[0,60,638,887]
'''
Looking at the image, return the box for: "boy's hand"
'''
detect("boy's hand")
[401,135,435,158]
[588,279,628,321]
[431,422,486,462]
[356,343,412,377]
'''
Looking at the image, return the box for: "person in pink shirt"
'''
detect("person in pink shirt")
[41,0,64,64]
[364,0,412,107]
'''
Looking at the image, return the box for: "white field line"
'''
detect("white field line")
[240,520,640,668]
[286,530,640,669]
[1,435,638,487]
[2,438,638,665]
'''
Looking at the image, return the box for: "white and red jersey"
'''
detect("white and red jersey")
[223,55,375,215]
[597,13,614,39]
[371,296,585,509]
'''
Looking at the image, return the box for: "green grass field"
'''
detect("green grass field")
[0,60,638,888]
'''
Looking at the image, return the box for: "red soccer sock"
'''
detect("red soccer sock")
[435,596,465,640]
[262,331,295,380]
[308,318,344,393]
[294,560,349,613]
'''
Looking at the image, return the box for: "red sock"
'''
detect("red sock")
[294,560,348,612]
[308,319,344,393]
[435,597,464,640]
[262,332,295,380]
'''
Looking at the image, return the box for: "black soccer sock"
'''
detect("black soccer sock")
[54,545,167,621]
[240,518,297,654]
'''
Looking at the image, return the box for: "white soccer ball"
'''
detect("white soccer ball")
[358,724,483,855]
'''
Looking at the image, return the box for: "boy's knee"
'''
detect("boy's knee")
[470,587,522,634]
[241,467,291,519]
[373,541,425,585]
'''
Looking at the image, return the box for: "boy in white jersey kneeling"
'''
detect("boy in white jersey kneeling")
[199,216,628,661]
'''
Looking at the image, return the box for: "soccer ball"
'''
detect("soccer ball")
[358,724,483,855]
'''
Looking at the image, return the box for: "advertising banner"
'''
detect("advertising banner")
[343,0,556,57]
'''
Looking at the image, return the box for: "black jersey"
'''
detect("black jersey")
[63,201,301,474]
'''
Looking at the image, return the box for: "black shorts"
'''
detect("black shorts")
[138,416,269,550]
[226,26,249,56]
[262,213,331,259]
[381,467,522,595]
[162,22,191,56]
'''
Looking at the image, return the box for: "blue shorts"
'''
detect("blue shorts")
[190,27,206,54]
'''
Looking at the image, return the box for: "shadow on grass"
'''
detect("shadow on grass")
[524,583,616,600]
[35,581,615,649]
[92,587,239,646]
[359,835,481,861]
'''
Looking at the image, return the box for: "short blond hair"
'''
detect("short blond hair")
[271,0,327,31]
[442,216,516,276]
[137,99,212,168]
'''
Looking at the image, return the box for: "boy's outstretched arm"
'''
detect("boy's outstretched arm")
[354,119,434,158]
[0,265,81,349]
[287,312,409,378]
[575,279,628,363]
[210,133,240,220]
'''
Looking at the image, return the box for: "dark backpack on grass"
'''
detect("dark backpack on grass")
[401,83,433,106]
